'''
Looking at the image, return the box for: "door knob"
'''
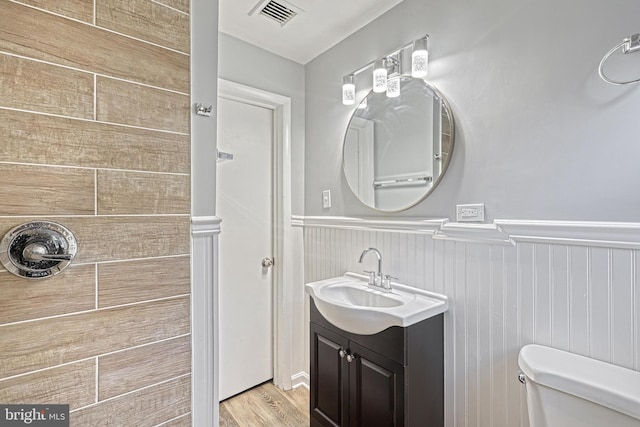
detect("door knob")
[261,257,274,268]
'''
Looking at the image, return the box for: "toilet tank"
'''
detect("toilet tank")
[518,344,640,427]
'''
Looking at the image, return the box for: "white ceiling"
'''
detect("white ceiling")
[219,0,405,64]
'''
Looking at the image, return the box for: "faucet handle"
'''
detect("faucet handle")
[363,270,377,285]
[382,274,398,289]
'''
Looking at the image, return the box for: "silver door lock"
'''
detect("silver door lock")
[0,221,78,279]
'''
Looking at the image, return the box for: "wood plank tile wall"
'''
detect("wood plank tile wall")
[0,1,192,424]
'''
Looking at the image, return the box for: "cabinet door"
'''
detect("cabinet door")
[311,323,350,427]
[348,342,404,427]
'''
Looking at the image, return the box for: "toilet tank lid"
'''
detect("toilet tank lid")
[518,344,640,421]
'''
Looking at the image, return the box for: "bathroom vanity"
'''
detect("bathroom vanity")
[306,274,446,427]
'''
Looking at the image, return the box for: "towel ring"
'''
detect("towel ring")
[598,33,640,85]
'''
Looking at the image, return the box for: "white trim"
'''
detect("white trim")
[434,222,514,246]
[297,215,446,234]
[496,219,640,249]
[291,372,310,389]
[295,216,640,249]
[191,216,222,235]
[291,215,305,227]
[191,216,220,427]
[217,79,296,391]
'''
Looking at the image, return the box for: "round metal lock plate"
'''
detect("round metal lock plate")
[0,221,77,279]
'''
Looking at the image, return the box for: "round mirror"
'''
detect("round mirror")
[343,77,454,212]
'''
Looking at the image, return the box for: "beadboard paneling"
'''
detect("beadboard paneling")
[0,264,95,325]
[71,375,191,426]
[0,163,95,215]
[97,170,190,215]
[96,0,190,53]
[15,0,94,22]
[1,297,190,378]
[0,109,190,174]
[0,359,95,410]
[303,223,640,427]
[96,77,190,133]
[0,53,93,118]
[98,335,191,400]
[0,1,189,92]
[98,256,191,308]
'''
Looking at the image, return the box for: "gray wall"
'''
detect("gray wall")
[305,0,640,221]
[219,33,305,215]
[192,0,219,217]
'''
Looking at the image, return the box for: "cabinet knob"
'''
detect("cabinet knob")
[339,349,346,358]
[346,354,355,363]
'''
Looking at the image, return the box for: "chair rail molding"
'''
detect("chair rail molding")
[293,215,446,234]
[294,215,640,249]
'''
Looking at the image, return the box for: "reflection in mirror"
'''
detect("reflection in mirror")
[343,77,454,212]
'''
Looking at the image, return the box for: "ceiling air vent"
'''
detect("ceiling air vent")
[249,0,303,27]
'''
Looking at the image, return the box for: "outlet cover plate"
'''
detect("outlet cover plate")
[456,204,485,222]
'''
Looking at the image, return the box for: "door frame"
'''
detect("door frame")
[217,78,295,391]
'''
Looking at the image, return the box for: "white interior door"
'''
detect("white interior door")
[217,96,274,401]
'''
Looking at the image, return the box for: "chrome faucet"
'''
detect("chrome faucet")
[358,248,391,291]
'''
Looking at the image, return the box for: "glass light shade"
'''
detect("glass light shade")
[373,59,387,93]
[342,83,355,105]
[412,37,429,78]
[386,76,400,98]
[342,75,356,105]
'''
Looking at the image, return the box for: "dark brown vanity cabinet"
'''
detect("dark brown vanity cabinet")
[310,301,444,427]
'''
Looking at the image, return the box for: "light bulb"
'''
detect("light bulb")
[412,37,429,78]
[386,76,400,98]
[342,75,355,105]
[373,59,387,93]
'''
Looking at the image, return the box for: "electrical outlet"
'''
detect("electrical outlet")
[322,190,331,208]
[456,204,485,222]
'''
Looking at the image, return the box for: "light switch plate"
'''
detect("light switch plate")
[322,190,331,208]
[456,204,485,222]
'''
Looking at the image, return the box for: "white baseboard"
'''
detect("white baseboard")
[291,372,309,389]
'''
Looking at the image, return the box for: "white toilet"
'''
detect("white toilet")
[518,344,640,427]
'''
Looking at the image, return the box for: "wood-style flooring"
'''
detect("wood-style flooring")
[219,382,310,426]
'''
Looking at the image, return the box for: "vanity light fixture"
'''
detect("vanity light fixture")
[411,36,429,78]
[372,59,388,93]
[386,53,401,98]
[340,34,430,104]
[386,76,401,98]
[342,74,356,105]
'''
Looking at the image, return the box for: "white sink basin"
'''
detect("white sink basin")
[305,273,448,335]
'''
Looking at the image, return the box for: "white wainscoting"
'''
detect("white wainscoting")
[192,216,222,427]
[300,216,640,427]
